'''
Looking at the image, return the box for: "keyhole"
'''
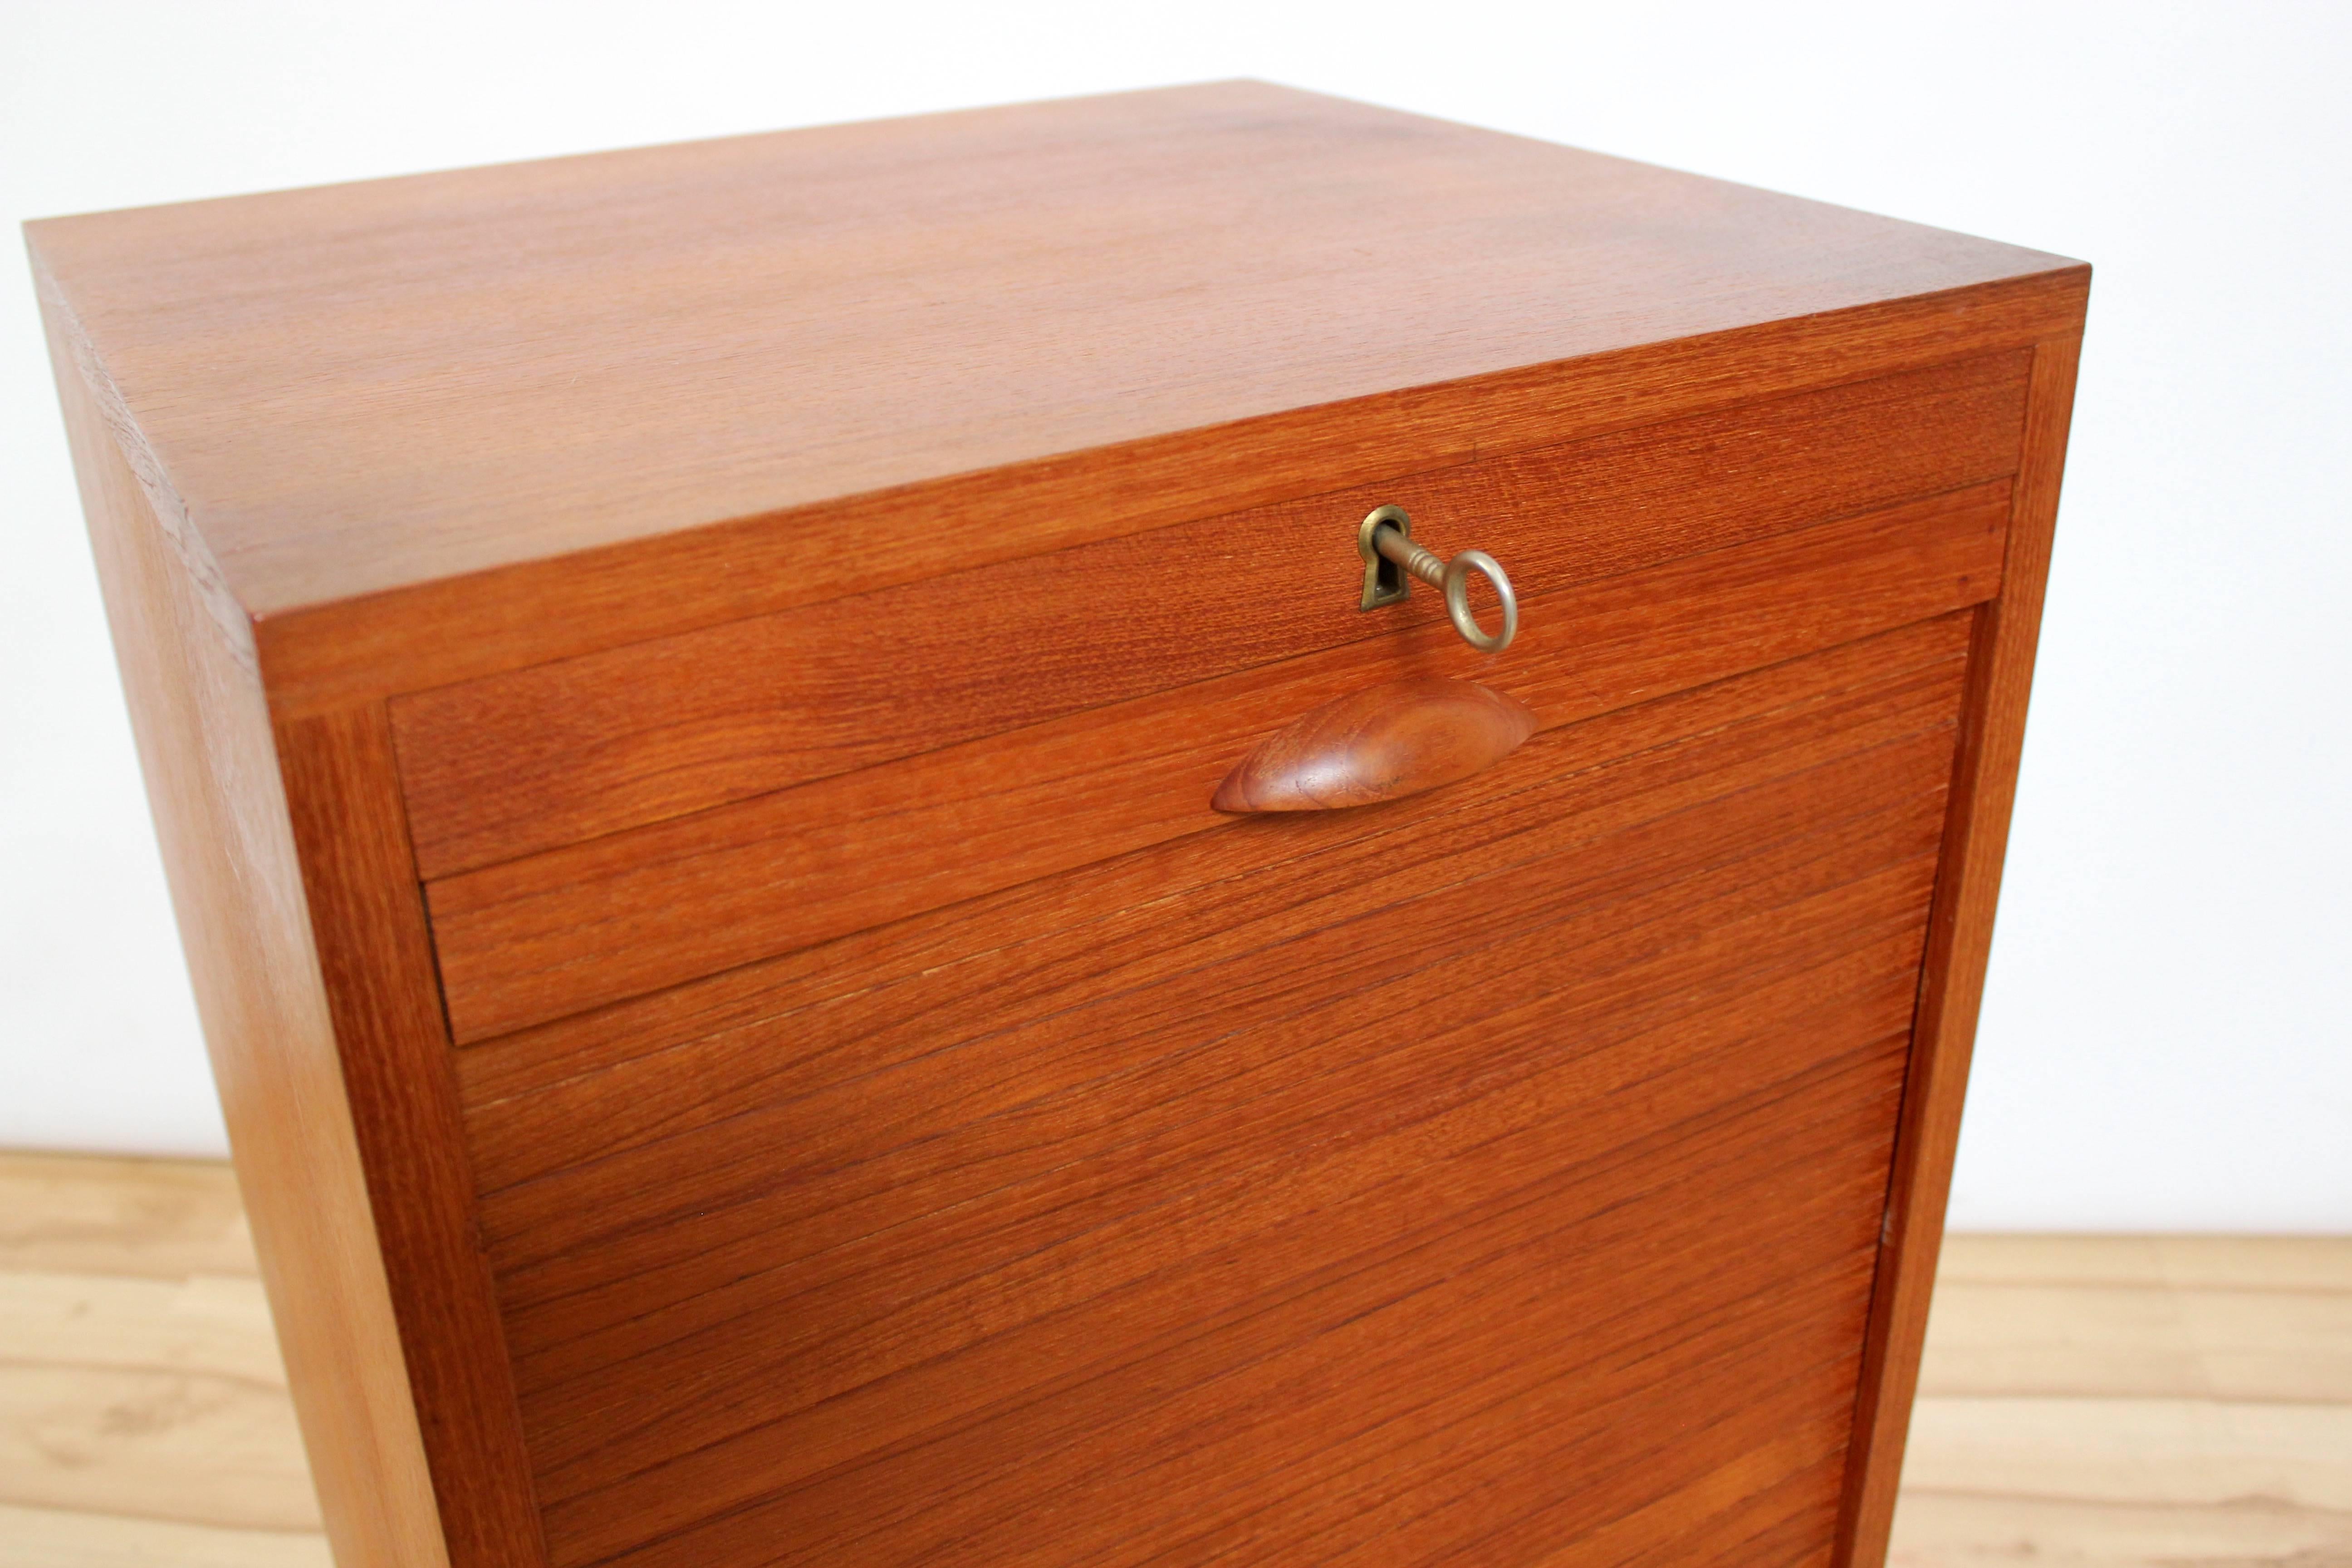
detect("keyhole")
[1357,504,1415,611]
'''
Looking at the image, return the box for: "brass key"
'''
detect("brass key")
[1356,505,1519,654]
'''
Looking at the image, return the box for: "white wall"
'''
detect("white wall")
[4,1,2345,1228]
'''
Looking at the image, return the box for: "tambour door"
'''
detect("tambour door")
[388,357,2026,1567]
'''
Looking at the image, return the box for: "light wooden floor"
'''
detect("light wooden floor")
[1,1154,2345,1567]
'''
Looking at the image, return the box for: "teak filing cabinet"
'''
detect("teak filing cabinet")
[31,83,2086,1568]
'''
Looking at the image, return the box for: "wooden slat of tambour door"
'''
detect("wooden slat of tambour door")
[564,1062,1906,1564]
[617,1093,1898,1568]
[426,481,2005,1043]
[1514,1438,1855,1568]
[481,612,1962,1561]
[472,622,1963,1323]
[1352,1199,1880,1567]
[458,621,1970,1220]
[453,611,1974,1132]
[1197,1298,1866,1568]
[627,952,1918,1568]
[519,843,1941,1547]
[966,1327,1862,1568]
[699,1257,1874,1567]
[501,720,1960,1553]
[1180,1248,1877,1566]
[1527,1437,1850,1568]
[494,807,1951,1517]
[529,860,1928,1504]
[1007,1048,1900,1567]
[1350,1334,1866,1568]
[389,351,2028,878]
[1694,1467,1853,1568]
[489,710,1955,1396]
[523,921,1928,1551]
[1695,1463,1857,1568]
[510,849,1933,1482]
[543,946,1921,1567]
[1044,1323,1862,1568]
[477,676,1960,1325]
[429,484,1999,1049]
[472,650,1962,1259]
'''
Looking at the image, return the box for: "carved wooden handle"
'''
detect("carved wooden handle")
[1212,677,1538,813]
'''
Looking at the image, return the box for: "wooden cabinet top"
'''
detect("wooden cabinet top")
[28,80,2082,711]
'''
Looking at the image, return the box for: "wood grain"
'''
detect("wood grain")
[1,1271,288,1392]
[255,266,2083,719]
[1934,1231,2352,1297]
[1890,1493,2352,1568]
[1891,1236,2352,1568]
[0,1362,314,1534]
[390,353,2027,874]
[25,83,2079,715]
[9,1168,2342,1568]
[1919,1274,2352,1402]
[636,1135,1900,1568]
[415,623,1963,1565]
[1839,333,2086,1568]
[0,1155,253,1279]
[1909,1396,2352,1511]
[267,710,546,1568]
[466,617,1971,1263]
[426,482,2008,1041]
[39,303,451,1568]
[1211,676,1536,811]
[803,1231,1884,1568]
[0,1260,310,1538]
[488,733,1955,1380]
[0,1156,323,1565]
[0,1503,331,1568]
[548,1000,1918,1566]
[453,614,1972,1190]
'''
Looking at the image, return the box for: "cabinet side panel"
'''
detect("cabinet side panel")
[1835,332,2084,1567]
[273,706,551,1568]
[40,297,453,1568]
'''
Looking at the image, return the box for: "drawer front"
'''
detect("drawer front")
[457,613,1972,1568]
